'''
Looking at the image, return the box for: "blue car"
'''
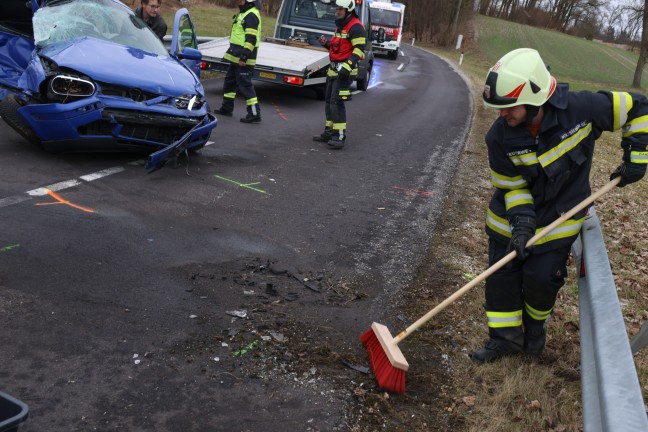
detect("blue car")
[0,0,217,170]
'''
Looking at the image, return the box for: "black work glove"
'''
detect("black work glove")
[507,216,536,261]
[610,161,646,187]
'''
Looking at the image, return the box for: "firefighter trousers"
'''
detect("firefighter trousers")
[323,74,353,134]
[483,238,571,339]
[220,63,258,114]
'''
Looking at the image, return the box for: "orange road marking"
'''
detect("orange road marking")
[34,189,95,213]
[271,99,288,121]
[392,186,434,197]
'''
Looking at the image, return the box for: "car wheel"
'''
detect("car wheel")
[0,95,41,147]
[356,61,372,91]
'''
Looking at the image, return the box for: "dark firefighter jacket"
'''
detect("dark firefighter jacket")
[224,2,261,66]
[485,84,648,253]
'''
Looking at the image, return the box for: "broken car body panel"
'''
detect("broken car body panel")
[0,0,216,164]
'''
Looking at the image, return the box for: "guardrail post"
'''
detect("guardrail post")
[631,321,648,354]
[573,208,648,431]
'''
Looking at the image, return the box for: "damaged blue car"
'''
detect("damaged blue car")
[0,0,216,170]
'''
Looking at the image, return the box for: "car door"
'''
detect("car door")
[0,0,41,99]
[170,8,201,77]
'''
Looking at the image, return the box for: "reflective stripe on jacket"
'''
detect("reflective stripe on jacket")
[485,84,648,252]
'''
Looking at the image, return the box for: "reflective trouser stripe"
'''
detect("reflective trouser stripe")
[332,122,346,131]
[224,92,236,100]
[486,310,522,328]
[325,120,334,128]
[525,303,551,321]
[246,97,258,106]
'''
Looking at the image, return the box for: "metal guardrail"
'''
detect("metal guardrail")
[572,208,648,431]
[632,322,648,354]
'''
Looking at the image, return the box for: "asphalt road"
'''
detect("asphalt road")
[0,45,471,431]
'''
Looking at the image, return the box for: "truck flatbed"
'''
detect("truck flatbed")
[199,37,330,87]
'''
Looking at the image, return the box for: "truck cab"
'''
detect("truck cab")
[274,0,375,91]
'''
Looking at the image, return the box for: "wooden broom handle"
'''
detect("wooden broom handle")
[393,177,620,344]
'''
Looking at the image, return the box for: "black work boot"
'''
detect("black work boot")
[524,314,548,356]
[213,107,233,117]
[471,327,524,363]
[328,130,346,149]
[313,129,333,142]
[240,104,261,123]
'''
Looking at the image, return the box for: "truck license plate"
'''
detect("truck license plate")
[259,72,277,80]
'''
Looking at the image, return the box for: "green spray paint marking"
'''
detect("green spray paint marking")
[464,273,477,280]
[214,175,267,194]
[232,340,259,357]
[0,244,20,252]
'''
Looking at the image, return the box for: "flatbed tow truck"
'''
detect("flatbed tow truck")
[199,0,376,98]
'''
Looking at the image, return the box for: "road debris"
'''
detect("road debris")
[225,309,248,318]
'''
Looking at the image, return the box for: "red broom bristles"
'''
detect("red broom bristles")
[360,328,406,394]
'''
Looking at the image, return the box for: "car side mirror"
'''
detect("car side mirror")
[180,47,202,61]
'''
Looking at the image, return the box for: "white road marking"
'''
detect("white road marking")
[397,63,405,71]
[0,140,216,209]
[80,166,125,181]
[0,195,32,208]
[27,180,82,196]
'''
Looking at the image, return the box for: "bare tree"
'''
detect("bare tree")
[632,0,648,87]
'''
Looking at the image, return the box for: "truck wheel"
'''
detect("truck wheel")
[0,95,41,147]
[389,50,399,60]
[356,61,372,91]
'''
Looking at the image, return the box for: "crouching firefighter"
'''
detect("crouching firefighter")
[313,0,366,149]
[213,0,262,123]
[472,48,648,362]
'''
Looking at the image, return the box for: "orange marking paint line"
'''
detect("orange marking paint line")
[392,186,434,197]
[34,189,95,213]
[271,100,288,121]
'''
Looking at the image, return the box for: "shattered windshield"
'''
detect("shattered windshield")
[33,0,167,56]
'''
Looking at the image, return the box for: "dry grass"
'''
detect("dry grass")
[413,44,648,430]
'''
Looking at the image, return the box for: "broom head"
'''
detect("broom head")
[360,322,409,394]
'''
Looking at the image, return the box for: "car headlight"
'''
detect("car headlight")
[49,74,96,101]
[175,94,204,110]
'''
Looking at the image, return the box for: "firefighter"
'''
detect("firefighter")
[213,0,262,123]
[472,48,648,362]
[313,0,367,149]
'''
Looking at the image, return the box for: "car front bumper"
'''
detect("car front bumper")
[16,95,217,154]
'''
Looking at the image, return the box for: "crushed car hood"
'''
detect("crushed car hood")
[40,37,202,96]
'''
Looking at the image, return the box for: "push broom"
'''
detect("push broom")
[360,178,620,394]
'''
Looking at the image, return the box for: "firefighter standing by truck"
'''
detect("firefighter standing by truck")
[213,0,262,123]
[313,0,367,149]
[472,48,648,363]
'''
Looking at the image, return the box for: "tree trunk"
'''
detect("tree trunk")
[632,0,648,88]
